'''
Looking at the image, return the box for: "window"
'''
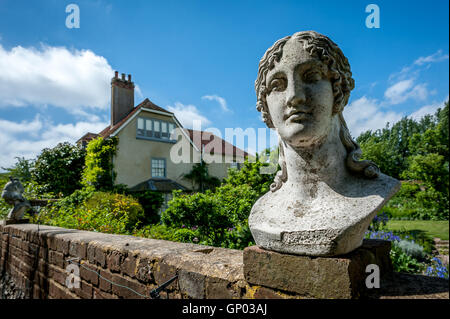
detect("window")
[145,119,152,137]
[161,122,168,139]
[168,123,175,139]
[153,120,161,138]
[137,118,145,136]
[152,158,166,177]
[137,117,177,142]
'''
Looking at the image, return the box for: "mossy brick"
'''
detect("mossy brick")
[178,270,205,299]
[136,257,154,283]
[106,250,123,272]
[205,277,240,299]
[153,261,177,286]
[120,254,137,278]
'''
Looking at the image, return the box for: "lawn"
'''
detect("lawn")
[386,220,449,240]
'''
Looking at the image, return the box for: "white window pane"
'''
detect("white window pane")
[146,119,152,131]
[161,122,168,139]
[154,121,160,132]
[152,159,166,177]
[138,118,144,129]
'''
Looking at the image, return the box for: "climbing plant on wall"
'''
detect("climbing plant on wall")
[81,136,118,191]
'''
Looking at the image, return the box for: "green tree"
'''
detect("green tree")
[359,101,449,220]
[32,142,86,196]
[224,156,275,197]
[358,117,423,178]
[1,157,34,183]
[183,160,220,192]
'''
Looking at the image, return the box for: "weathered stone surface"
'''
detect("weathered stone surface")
[250,31,400,256]
[178,270,205,299]
[243,239,393,299]
[1,224,447,299]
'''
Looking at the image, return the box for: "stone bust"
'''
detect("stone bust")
[248,31,400,256]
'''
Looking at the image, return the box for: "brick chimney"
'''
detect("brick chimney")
[111,71,135,127]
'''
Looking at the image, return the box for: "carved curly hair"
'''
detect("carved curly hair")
[255,31,379,192]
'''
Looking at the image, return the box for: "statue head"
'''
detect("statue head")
[255,31,379,191]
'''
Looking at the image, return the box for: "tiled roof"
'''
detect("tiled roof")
[76,132,99,144]
[78,98,247,158]
[186,129,249,158]
[99,98,173,138]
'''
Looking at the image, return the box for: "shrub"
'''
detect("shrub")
[390,242,425,273]
[161,184,258,248]
[37,189,144,234]
[365,230,425,274]
[127,190,164,225]
[396,240,425,260]
[32,142,86,196]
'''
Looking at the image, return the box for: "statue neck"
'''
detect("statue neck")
[281,117,349,196]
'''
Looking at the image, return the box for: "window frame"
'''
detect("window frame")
[151,157,166,178]
[136,117,177,143]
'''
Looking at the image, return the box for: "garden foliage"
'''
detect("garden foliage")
[81,136,118,191]
[36,189,144,234]
[157,159,275,249]
[358,102,449,220]
[32,142,86,196]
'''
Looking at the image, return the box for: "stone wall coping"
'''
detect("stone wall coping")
[0,223,245,283]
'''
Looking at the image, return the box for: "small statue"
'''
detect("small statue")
[249,31,400,256]
[1,177,32,222]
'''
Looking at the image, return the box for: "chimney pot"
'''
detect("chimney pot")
[111,71,135,127]
[115,71,118,78]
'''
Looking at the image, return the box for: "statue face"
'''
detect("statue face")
[265,38,334,148]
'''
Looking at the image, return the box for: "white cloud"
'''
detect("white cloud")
[135,85,144,100]
[409,95,449,121]
[0,44,113,112]
[202,94,230,112]
[166,102,212,129]
[384,79,428,105]
[414,50,449,66]
[343,96,404,137]
[0,115,107,171]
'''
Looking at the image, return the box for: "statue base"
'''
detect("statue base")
[243,239,392,299]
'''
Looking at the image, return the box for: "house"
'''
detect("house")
[77,71,248,211]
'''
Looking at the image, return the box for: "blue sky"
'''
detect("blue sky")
[0,0,448,169]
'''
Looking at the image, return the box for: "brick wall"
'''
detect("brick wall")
[1,223,448,299]
[0,223,251,299]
